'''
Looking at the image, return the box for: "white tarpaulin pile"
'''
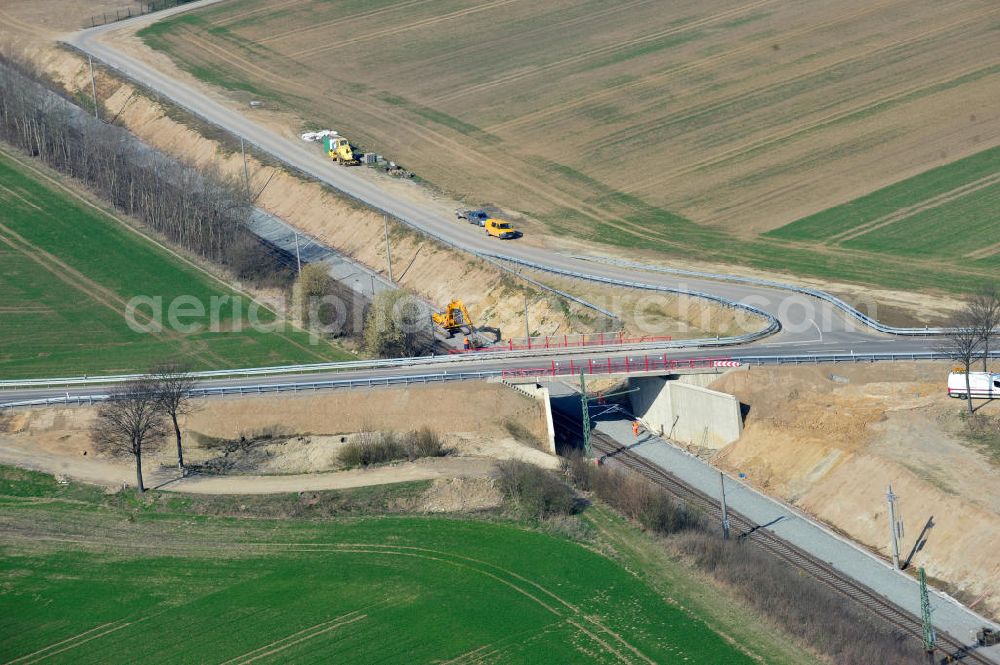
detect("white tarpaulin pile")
[301,130,337,142]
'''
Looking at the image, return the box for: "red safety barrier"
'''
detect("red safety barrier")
[500,355,738,379]
[446,332,674,354]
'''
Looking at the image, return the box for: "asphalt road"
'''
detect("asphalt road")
[0,2,943,404]
[63,2,943,355]
[14,7,991,659]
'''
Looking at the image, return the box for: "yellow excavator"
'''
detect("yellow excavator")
[323,135,360,165]
[433,299,474,336]
[432,299,501,348]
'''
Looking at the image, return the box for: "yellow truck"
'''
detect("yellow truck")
[323,135,360,165]
[484,218,521,239]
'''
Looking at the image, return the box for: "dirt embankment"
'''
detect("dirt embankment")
[23,42,726,337]
[0,383,555,491]
[710,363,1000,619]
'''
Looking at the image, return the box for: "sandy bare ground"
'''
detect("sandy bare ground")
[159,457,496,495]
[711,362,1000,617]
[0,382,556,493]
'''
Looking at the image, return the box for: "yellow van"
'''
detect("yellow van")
[484,218,520,239]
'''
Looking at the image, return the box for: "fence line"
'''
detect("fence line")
[85,0,198,28]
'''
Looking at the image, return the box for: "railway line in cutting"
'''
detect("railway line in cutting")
[550,407,992,664]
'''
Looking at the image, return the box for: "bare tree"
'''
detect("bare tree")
[152,363,196,471]
[91,378,165,492]
[938,311,982,415]
[969,283,1000,372]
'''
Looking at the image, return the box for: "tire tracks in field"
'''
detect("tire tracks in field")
[432,0,781,105]
[0,221,227,370]
[254,0,439,47]
[622,57,1000,196]
[288,0,525,61]
[484,0,984,136]
[829,172,1000,245]
[26,532,659,664]
[272,542,658,664]
[1,148,337,367]
[209,0,304,28]
[4,618,148,665]
[0,183,43,211]
[217,611,367,665]
[966,241,1000,261]
[592,0,946,150]
[396,0,657,88]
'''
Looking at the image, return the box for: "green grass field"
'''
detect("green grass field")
[0,467,767,664]
[768,145,1000,244]
[0,147,354,379]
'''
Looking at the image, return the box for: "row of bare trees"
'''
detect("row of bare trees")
[940,284,1000,413]
[91,365,195,492]
[0,56,292,285]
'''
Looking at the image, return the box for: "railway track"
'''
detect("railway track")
[551,409,992,664]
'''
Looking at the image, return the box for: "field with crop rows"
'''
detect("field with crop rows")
[0,468,756,664]
[138,0,999,293]
[0,147,353,378]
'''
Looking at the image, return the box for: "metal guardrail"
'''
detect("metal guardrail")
[0,371,501,409]
[43,21,970,396]
[733,350,1000,364]
[503,350,1000,379]
[7,351,997,410]
[0,330,779,390]
[573,255,956,336]
[484,251,783,338]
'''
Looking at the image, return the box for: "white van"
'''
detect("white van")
[947,371,1000,399]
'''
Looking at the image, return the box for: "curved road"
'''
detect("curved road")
[18,9,994,661]
[63,2,944,357]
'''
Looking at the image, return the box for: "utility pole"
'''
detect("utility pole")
[88,55,99,119]
[719,472,731,540]
[524,293,530,342]
[887,485,903,570]
[240,137,251,198]
[919,567,936,663]
[293,232,302,275]
[383,214,393,282]
[580,370,591,457]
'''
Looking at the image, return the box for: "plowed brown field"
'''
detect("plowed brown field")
[135,0,1000,291]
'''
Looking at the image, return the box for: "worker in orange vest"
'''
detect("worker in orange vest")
[463,336,471,351]
[632,420,640,437]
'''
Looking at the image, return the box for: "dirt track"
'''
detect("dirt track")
[0,382,556,492]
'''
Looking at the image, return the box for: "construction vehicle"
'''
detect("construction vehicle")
[485,218,521,239]
[433,299,475,336]
[323,135,360,165]
[978,627,1000,647]
[432,299,501,349]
